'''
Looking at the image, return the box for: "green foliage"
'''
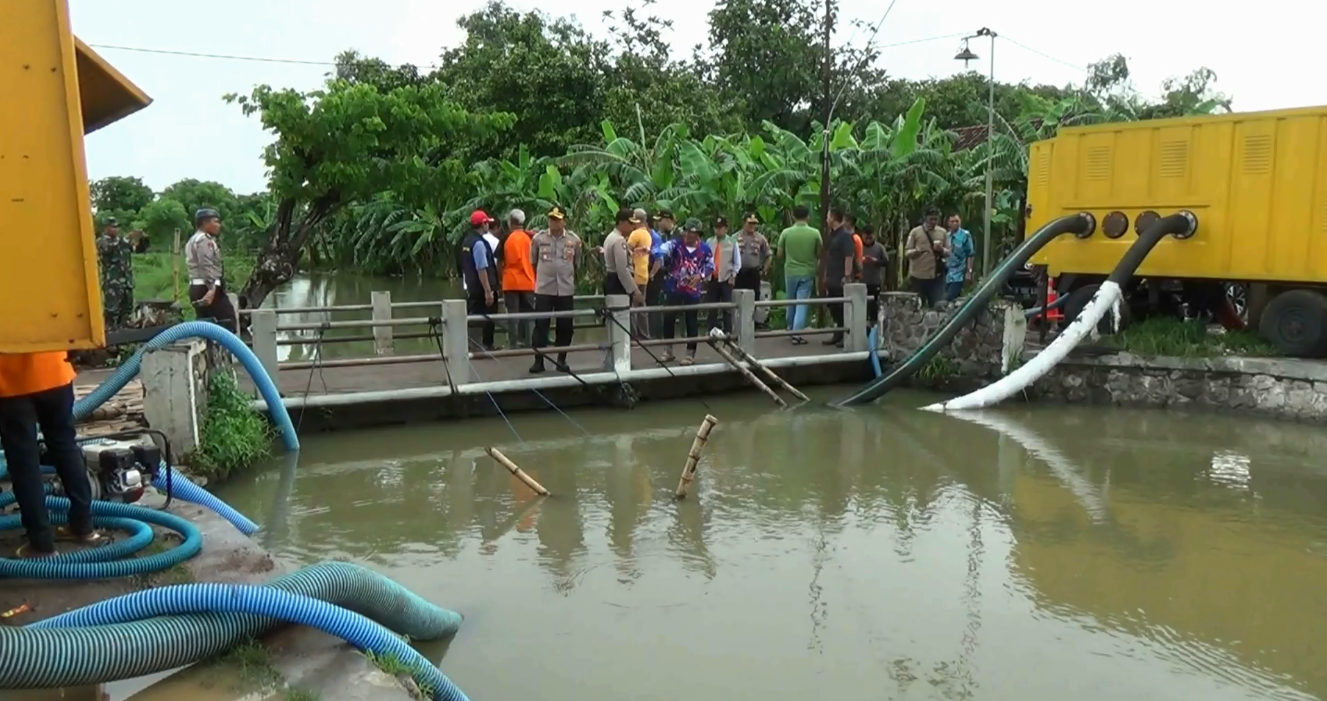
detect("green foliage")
[365,652,436,698]
[133,251,255,310]
[284,689,321,701]
[219,638,282,690]
[193,371,273,483]
[1106,318,1277,358]
[91,175,154,216]
[917,355,961,381]
[136,197,191,243]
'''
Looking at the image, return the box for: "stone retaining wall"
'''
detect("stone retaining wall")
[877,292,1327,422]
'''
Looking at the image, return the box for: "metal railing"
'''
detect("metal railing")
[247,284,873,380]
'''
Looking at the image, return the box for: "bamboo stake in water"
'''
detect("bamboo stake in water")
[710,341,786,408]
[721,338,811,403]
[675,414,719,499]
[487,447,549,496]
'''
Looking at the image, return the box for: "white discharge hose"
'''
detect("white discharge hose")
[922,281,1123,412]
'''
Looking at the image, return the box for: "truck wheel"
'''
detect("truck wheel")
[1258,289,1327,358]
[1062,283,1131,335]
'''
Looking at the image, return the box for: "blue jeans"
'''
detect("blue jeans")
[945,281,964,301]
[786,275,815,331]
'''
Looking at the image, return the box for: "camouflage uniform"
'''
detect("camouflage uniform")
[97,234,135,330]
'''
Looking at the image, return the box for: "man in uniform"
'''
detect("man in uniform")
[735,213,772,327]
[185,208,238,332]
[528,206,583,374]
[459,210,499,351]
[97,217,135,330]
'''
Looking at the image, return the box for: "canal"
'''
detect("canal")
[212,388,1327,701]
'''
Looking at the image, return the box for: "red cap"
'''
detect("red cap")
[470,210,489,227]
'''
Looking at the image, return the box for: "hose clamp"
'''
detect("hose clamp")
[1074,212,1097,239]
[1173,210,1199,239]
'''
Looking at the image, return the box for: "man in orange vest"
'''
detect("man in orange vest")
[0,352,101,558]
[501,209,537,347]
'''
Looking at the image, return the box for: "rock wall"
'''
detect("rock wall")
[878,292,1021,379]
[1032,353,1327,422]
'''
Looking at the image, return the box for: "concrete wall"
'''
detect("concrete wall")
[1031,353,1327,422]
[878,293,1023,379]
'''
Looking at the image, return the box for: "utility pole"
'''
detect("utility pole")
[819,0,832,243]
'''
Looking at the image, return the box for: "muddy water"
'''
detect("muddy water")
[211,391,1326,700]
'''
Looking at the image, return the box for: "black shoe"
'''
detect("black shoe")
[823,336,842,346]
[529,362,546,374]
[556,353,567,367]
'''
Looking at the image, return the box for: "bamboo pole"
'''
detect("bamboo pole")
[710,340,787,408]
[721,339,811,403]
[486,447,550,496]
[675,414,719,499]
[172,228,182,302]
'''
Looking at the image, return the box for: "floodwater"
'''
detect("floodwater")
[208,389,1327,701]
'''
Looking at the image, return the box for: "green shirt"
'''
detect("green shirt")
[777,223,822,278]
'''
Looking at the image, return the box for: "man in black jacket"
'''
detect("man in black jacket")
[458,210,500,350]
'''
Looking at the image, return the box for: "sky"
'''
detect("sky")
[71,0,1326,196]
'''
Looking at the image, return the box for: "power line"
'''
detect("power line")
[88,43,339,67]
[1000,35,1087,73]
[877,32,969,50]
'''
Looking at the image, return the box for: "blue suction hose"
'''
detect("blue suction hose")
[73,321,298,451]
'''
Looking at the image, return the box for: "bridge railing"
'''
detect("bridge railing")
[246,284,871,379]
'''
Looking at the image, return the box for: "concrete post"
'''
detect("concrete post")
[733,288,756,353]
[141,339,207,456]
[442,299,471,386]
[1000,301,1028,375]
[250,309,279,385]
[844,283,869,353]
[371,290,393,356]
[755,280,772,326]
[605,294,632,374]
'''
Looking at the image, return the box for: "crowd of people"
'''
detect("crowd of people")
[457,204,977,368]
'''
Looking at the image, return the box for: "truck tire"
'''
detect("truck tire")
[1062,283,1131,335]
[1258,289,1327,358]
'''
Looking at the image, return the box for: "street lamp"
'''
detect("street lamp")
[955,27,997,279]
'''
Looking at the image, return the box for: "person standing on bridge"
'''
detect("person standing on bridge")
[185,208,238,333]
[653,218,714,365]
[528,206,583,374]
[603,209,644,304]
[944,213,975,301]
[502,210,536,348]
[776,205,822,346]
[706,216,740,334]
[97,217,134,330]
[905,207,950,308]
[0,351,101,558]
[459,210,499,351]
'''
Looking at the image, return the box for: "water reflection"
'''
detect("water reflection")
[216,393,1327,701]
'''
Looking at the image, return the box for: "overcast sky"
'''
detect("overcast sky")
[71,0,1324,195]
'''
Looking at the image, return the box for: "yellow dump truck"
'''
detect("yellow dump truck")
[1,0,152,353]
[1024,106,1327,357]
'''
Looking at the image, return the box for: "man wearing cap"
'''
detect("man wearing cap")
[185,208,237,332]
[459,211,500,350]
[502,210,537,347]
[651,218,714,365]
[706,216,741,333]
[604,209,644,302]
[735,213,772,321]
[626,208,654,336]
[528,206,584,373]
[97,216,135,330]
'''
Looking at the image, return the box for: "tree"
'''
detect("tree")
[705,0,823,134]
[159,179,241,222]
[90,176,154,217]
[226,78,513,308]
[136,197,191,243]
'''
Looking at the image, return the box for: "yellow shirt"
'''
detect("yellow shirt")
[627,227,654,286]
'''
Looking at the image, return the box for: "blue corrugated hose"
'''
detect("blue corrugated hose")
[30,583,468,701]
[0,562,464,695]
[72,321,299,451]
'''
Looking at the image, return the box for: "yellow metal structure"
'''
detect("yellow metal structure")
[1026,106,1327,283]
[1,0,151,353]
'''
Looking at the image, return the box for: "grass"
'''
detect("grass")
[190,370,273,482]
[220,638,283,690]
[365,651,435,698]
[1104,317,1278,358]
[284,688,322,701]
[917,355,960,381]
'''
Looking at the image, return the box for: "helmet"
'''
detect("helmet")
[194,208,221,226]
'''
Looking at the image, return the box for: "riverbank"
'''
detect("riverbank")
[1,493,421,701]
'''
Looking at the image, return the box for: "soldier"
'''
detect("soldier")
[96,217,135,330]
[185,208,238,332]
[528,206,584,374]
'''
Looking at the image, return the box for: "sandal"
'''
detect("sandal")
[15,544,57,559]
[790,336,808,346]
[680,355,695,366]
[56,525,106,545]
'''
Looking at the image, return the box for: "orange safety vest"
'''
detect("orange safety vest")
[0,351,76,398]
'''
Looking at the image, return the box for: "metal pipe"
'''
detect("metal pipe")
[278,317,433,331]
[756,297,849,308]
[756,327,843,339]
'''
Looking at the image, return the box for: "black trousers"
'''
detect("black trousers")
[645,274,665,338]
[910,275,942,308]
[188,283,238,333]
[735,268,761,294]
[706,280,734,333]
[826,284,846,342]
[532,294,575,366]
[866,284,881,331]
[467,292,498,349]
[0,383,93,553]
[662,293,700,353]
[604,276,629,297]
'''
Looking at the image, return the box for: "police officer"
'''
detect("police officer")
[528,206,583,374]
[458,211,499,350]
[96,217,135,330]
[186,208,238,332]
